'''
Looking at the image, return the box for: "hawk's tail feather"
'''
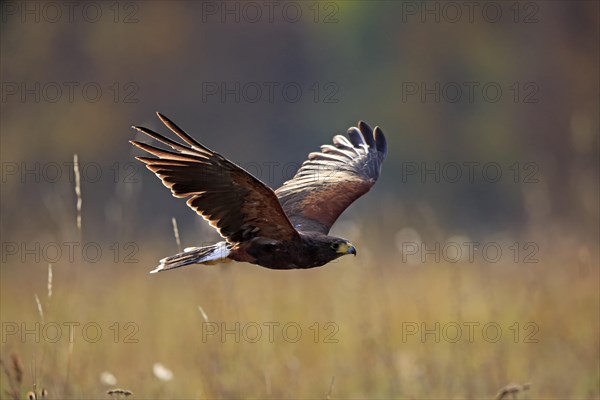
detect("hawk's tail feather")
[150,241,231,273]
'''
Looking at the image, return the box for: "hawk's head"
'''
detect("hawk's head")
[302,234,356,267]
[328,237,357,258]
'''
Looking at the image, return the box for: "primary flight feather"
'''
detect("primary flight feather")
[130,113,387,272]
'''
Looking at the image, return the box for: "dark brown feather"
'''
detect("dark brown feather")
[131,113,298,243]
[275,121,387,234]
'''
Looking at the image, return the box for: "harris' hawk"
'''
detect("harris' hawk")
[130,113,387,272]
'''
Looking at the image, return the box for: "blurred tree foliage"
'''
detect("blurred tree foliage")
[1,1,598,243]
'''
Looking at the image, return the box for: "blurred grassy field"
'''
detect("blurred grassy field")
[1,220,598,399]
[1,3,598,398]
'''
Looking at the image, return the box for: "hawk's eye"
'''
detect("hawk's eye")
[331,243,340,250]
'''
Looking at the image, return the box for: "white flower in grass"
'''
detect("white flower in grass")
[153,362,173,381]
[100,371,117,386]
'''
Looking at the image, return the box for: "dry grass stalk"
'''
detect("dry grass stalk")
[47,264,53,300]
[198,305,209,322]
[26,388,47,400]
[1,353,23,400]
[11,353,23,387]
[496,382,531,400]
[172,217,182,252]
[264,371,271,397]
[1,354,45,400]
[326,375,335,400]
[73,153,82,234]
[66,336,74,389]
[107,388,133,398]
[34,294,44,324]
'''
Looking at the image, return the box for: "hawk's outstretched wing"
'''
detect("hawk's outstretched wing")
[275,121,387,234]
[131,113,298,243]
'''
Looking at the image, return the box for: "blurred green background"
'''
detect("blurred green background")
[1,1,598,399]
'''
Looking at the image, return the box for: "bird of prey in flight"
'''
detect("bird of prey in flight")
[130,113,387,272]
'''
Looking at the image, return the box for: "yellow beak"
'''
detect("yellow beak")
[337,242,357,256]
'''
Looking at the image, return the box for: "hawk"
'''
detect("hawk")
[131,113,387,272]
